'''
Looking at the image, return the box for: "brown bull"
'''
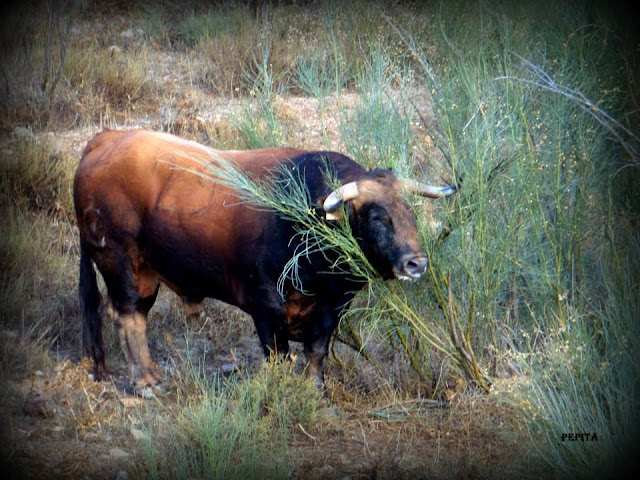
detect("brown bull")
[74,129,456,390]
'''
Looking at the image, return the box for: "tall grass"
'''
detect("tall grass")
[340,48,413,173]
[0,137,75,214]
[0,137,79,383]
[138,359,322,480]
[0,210,74,380]
[175,7,248,47]
[233,23,287,148]
[1,4,157,129]
[395,0,640,475]
[329,45,490,392]
[0,1,430,131]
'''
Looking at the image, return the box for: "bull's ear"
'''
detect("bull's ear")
[323,181,359,220]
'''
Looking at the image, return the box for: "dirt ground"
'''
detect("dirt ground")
[0,19,543,479]
[1,339,535,480]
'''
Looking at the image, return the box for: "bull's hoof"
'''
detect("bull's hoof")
[136,371,162,386]
[134,382,167,399]
[87,359,110,382]
[133,372,165,398]
[135,386,156,399]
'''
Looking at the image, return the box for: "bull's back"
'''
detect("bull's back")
[75,129,305,207]
[74,129,306,306]
[75,129,208,210]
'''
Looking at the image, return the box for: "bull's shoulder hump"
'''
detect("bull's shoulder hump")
[217,147,308,162]
[142,130,213,153]
[289,151,366,180]
[215,147,309,175]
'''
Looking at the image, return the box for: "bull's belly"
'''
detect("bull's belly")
[157,263,321,342]
[141,243,250,310]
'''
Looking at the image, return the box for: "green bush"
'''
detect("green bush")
[401,0,640,475]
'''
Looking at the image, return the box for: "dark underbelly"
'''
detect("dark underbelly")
[142,241,252,309]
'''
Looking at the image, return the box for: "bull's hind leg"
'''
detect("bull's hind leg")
[112,266,161,390]
[79,240,109,381]
[114,309,160,388]
[94,243,161,389]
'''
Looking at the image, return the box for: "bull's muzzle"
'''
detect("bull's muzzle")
[397,253,428,280]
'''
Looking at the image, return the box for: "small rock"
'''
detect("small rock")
[130,428,148,441]
[136,387,155,399]
[313,465,334,476]
[109,447,129,458]
[12,126,33,138]
[317,406,341,418]
[81,432,103,443]
[116,471,129,480]
[221,363,239,374]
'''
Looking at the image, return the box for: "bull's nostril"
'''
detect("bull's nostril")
[403,255,428,278]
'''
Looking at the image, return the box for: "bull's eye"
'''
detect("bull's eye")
[369,208,392,231]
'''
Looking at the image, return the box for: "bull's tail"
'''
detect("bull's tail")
[79,240,108,379]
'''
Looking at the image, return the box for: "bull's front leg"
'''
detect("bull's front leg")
[252,312,290,359]
[303,307,340,390]
[303,335,332,390]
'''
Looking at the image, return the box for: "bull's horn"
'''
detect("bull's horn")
[401,178,457,198]
[323,181,360,213]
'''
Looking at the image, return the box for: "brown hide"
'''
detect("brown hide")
[74,129,440,390]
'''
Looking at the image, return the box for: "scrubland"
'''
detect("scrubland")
[1,1,638,478]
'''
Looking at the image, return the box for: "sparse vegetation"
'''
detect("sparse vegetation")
[139,360,322,480]
[1,1,638,478]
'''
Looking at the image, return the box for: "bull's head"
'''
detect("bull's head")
[323,172,456,281]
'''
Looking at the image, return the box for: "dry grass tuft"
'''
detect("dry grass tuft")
[0,136,80,383]
[22,359,127,430]
[0,136,75,215]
